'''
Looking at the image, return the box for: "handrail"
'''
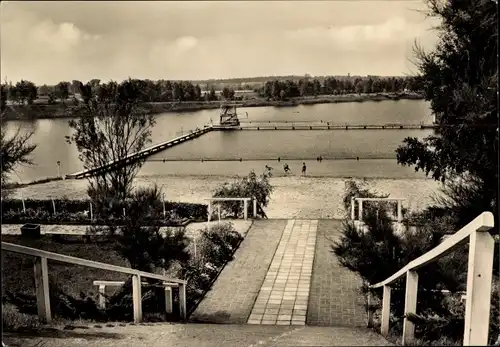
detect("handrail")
[367,211,495,346]
[1,242,187,324]
[370,212,494,289]
[1,242,186,284]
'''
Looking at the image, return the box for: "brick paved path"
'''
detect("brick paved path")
[190,220,287,324]
[307,220,366,327]
[247,220,317,326]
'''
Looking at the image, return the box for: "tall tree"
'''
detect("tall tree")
[396,0,498,225]
[66,79,156,201]
[55,81,70,104]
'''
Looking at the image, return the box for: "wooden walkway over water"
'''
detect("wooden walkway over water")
[66,127,212,179]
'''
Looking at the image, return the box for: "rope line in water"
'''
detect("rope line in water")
[146,157,395,162]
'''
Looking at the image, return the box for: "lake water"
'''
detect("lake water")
[5,100,433,182]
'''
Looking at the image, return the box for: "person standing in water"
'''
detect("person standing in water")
[302,162,307,176]
[283,163,291,174]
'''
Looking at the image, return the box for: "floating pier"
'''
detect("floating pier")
[212,123,436,131]
[66,126,213,179]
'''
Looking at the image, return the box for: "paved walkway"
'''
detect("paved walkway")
[307,220,366,327]
[190,220,287,324]
[1,221,252,239]
[247,220,317,326]
[3,324,392,347]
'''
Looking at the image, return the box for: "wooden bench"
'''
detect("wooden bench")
[93,280,179,314]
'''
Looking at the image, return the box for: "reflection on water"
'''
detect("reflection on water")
[5,100,432,182]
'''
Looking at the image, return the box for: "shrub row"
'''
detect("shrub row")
[1,199,208,225]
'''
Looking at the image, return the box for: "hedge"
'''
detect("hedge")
[1,198,208,225]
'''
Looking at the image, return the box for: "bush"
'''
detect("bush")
[332,180,499,343]
[212,169,273,218]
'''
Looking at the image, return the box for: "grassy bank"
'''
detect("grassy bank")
[3,92,424,120]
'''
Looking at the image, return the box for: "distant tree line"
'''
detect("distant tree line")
[258,76,423,100]
[0,75,422,108]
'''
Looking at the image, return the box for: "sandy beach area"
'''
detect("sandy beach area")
[6,175,443,219]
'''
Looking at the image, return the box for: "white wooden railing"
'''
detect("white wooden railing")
[367,212,495,346]
[1,242,187,324]
[351,197,406,222]
[206,197,257,222]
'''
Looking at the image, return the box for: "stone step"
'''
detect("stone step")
[3,323,392,347]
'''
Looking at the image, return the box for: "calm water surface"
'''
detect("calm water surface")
[5,100,433,182]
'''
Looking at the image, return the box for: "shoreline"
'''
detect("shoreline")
[3,92,424,120]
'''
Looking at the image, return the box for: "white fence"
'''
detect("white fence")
[206,197,257,222]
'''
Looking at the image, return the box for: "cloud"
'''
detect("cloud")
[0,1,440,84]
[284,17,427,50]
[175,36,198,51]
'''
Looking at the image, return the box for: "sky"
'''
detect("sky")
[0,1,440,85]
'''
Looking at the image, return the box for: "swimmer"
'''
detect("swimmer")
[283,163,291,174]
[301,162,307,176]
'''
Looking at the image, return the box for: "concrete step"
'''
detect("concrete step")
[3,323,392,347]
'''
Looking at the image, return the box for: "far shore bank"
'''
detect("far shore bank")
[3,92,424,120]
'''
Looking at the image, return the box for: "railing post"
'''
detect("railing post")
[98,285,106,309]
[253,198,257,218]
[463,229,495,346]
[402,270,419,345]
[164,286,173,314]
[243,199,248,220]
[397,201,403,222]
[34,257,51,323]
[381,285,391,336]
[358,199,363,221]
[132,275,142,323]
[367,291,374,328]
[351,197,355,220]
[179,282,187,322]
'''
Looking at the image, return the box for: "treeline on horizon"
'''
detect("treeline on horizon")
[0,75,422,109]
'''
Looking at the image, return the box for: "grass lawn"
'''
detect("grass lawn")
[1,235,130,302]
